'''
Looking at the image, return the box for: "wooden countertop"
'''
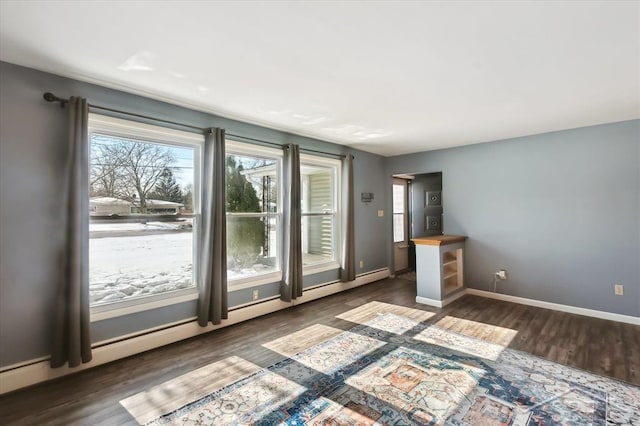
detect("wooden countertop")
[412,235,468,246]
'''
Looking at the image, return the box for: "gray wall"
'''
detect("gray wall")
[387,120,640,317]
[2,59,636,369]
[0,61,389,367]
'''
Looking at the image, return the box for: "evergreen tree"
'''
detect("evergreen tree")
[182,183,194,212]
[151,168,183,203]
[225,156,264,268]
[226,157,260,212]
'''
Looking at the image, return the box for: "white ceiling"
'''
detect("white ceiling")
[1,1,638,156]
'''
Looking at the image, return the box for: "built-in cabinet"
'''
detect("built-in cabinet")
[412,235,467,307]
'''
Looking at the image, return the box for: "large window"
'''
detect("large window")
[88,115,202,309]
[300,154,341,272]
[226,141,282,286]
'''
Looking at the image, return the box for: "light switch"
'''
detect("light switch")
[377,210,384,217]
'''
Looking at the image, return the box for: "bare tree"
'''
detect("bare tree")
[90,143,124,197]
[90,137,175,213]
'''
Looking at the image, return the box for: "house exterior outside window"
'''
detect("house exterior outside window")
[300,154,341,274]
[88,114,202,315]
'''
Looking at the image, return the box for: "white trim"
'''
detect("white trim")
[293,268,389,305]
[300,154,342,276]
[415,296,444,308]
[91,290,198,322]
[227,295,281,310]
[87,113,204,317]
[226,139,283,158]
[0,268,388,395]
[302,261,341,276]
[88,113,204,146]
[228,271,282,291]
[92,317,196,347]
[415,289,467,308]
[415,288,640,325]
[225,140,284,289]
[466,289,640,325]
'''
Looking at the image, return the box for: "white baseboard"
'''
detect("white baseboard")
[466,288,640,325]
[416,289,467,308]
[0,268,389,395]
[294,268,390,305]
[416,288,639,326]
[415,296,444,307]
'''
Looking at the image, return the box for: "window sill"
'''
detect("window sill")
[228,272,282,291]
[303,261,341,276]
[90,288,198,322]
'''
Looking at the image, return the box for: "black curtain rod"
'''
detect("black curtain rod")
[43,92,347,159]
[44,92,204,132]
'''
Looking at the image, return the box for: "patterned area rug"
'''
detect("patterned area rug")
[147,313,640,425]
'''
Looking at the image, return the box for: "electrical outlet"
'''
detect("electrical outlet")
[614,284,624,296]
[377,210,384,217]
[496,269,507,280]
[359,260,364,268]
[252,289,259,300]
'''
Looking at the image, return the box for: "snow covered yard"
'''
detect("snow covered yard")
[90,232,195,304]
[89,220,279,305]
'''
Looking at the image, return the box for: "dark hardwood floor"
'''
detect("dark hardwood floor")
[0,277,638,425]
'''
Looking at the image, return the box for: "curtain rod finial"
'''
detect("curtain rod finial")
[43,92,67,107]
[43,92,57,102]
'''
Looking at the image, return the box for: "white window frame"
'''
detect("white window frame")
[225,140,283,289]
[87,114,203,320]
[300,153,342,275]
[392,183,406,243]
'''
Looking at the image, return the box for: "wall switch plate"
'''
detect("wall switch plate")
[359,260,364,268]
[252,289,259,300]
[377,210,384,217]
[614,284,624,296]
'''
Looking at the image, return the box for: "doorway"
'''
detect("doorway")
[392,172,443,273]
[392,178,410,273]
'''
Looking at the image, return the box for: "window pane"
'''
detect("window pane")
[89,133,196,306]
[226,148,281,283]
[227,215,279,279]
[301,165,333,214]
[226,153,278,213]
[302,214,334,266]
[393,213,405,243]
[393,184,405,213]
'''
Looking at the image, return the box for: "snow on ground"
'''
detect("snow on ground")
[90,232,195,304]
[90,220,192,233]
[90,227,278,305]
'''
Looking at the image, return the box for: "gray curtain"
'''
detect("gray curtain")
[281,144,303,301]
[197,128,228,326]
[340,154,356,282]
[51,97,92,368]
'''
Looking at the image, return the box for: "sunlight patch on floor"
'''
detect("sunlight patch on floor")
[434,316,518,347]
[120,356,261,424]
[336,301,435,332]
[413,316,518,360]
[262,324,344,357]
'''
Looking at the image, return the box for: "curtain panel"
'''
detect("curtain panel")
[51,97,92,368]
[281,144,303,301]
[197,128,229,326]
